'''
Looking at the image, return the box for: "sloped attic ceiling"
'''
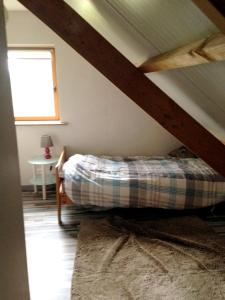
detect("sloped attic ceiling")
[65,0,225,141]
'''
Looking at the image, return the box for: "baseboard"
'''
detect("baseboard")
[21,184,56,192]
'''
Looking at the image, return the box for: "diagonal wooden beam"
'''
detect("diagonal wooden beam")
[192,0,225,33]
[140,33,225,72]
[18,0,225,176]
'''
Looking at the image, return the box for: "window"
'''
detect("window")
[8,48,60,121]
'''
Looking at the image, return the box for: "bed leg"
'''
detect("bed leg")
[58,208,62,226]
[57,193,63,226]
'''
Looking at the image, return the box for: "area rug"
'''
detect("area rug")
[71,216,225,299]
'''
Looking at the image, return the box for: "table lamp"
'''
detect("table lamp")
[41,135,53,159]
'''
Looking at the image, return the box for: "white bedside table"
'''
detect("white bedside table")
[28,156,59,200]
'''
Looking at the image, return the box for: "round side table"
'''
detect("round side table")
[28,156,59,200]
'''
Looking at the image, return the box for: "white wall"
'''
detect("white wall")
[0,5,30,299]
[6,11,180,185]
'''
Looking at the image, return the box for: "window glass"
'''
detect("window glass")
[8,48,59,121]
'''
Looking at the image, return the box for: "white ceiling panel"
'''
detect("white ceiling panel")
[106,0,218,52]
[4,0,26,11]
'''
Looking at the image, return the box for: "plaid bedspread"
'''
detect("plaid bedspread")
[63,155,225,209]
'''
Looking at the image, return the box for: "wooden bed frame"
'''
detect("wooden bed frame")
[55,147,73,225]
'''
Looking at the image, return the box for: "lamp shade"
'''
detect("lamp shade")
[40,135,53,148]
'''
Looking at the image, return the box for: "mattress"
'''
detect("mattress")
[63,154,225,209]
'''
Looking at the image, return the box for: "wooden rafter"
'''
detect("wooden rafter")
[18,0,225,176]
[192,0,225,33]
[140,33,225,72]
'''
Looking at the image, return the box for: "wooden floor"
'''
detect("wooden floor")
[23,191,78,300]
[23,191,225,300]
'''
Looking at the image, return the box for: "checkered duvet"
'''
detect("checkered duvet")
[63,154,225,209]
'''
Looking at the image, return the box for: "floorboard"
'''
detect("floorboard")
[23,191,78,300]
[23,191,225,300]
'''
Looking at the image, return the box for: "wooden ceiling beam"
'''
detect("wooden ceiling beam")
[18,0,225,176]
[140,32,225,72]
[192,0,225,33]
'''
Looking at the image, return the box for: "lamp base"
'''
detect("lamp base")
[44,147,51,159]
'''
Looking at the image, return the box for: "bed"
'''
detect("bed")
[55,147,225,225]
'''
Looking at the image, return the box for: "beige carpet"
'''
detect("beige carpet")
[72,216,225,299]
